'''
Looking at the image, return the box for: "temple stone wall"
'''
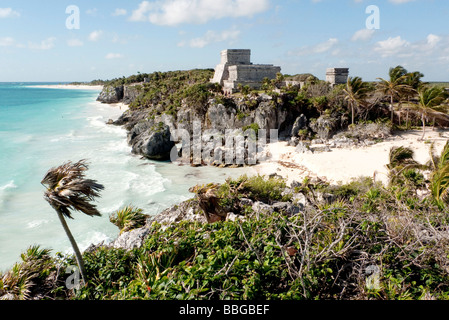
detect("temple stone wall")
[211,49,281,93]
[221,49,251,65]
[326,68,349,85]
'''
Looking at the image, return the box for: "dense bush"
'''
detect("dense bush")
[127,69,216,117]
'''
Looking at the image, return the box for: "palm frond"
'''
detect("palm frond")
[41,160,104,219]
[430,164,449,208]
[387,146,417,169]
[109,205,149,234]
[438,141,449,168]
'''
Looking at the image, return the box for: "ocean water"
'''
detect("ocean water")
[0,83,249,272]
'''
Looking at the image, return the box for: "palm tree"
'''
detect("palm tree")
[109,205,149,235]
[41,160,104,285]
[429,141,449,208]
[410,86,448,140]
[343,76,371,125]
[404,71,425,90]
[386,146,423,186]
[376,66,415,124]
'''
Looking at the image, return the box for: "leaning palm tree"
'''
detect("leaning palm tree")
[410,86,448,140]
[343,76,372,125]
[376,66,415,124]
[41,160,104,285]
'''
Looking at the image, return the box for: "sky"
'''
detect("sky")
[1,0,449,82]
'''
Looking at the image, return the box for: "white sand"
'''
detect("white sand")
[104,102,129,112]
[251,130,449,186]
[27,84,104,90]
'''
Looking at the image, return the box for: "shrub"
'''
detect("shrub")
[109,205,149,234]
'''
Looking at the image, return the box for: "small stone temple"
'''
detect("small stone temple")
[326,68,349,86]
[211,49,281,93]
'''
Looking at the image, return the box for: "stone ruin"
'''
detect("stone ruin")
[326,68,349,86]
[210,49,349,92]
[211,49,281,94]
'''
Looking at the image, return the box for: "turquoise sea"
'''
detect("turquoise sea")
[0,83,248,272]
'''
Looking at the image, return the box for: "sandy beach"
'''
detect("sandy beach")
[27,84,104,91]
[101,101,129,112]
[253,130,449,186]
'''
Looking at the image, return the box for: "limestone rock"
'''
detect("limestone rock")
[112,227,150,250]
[207,103,237,131]
[97,85,124,104]
[148,199,207,227]
[291,114,308,137]
[251,201,274,215]
[295,142,313,154]
[123,85,141,104]
[271,202,302,216]
[309,114,339,140]
[128,121,175,160]
[255,102,278,131]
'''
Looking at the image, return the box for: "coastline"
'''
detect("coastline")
[95,101,129,113]
[27,84,104,91]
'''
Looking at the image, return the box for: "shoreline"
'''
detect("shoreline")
[94,100,129,113]
[27,84,104,91]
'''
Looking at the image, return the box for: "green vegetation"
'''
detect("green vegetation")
[429,142,449,209]
[4,168,449,300]
[411,86,449,140]
[110,205,149,235]
[126,69,217,117]
[242,123,260,135]
[343,77,372,125]
[217,174,291,205]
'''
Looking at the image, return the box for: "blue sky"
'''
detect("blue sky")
[1,0,449,82]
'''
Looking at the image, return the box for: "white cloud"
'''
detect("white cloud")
[0,8,20,18]
[105,53,124,59]
[389,0,414,4]
[0,37,15,47]
[67,39,84,47]
[28,37,56,50]
[88,30,103,42]
[86,8,98,16]
[351,29,375,42]
[426,34,441,48]
[289,38,339,56]
[180,28,240,48]
[112,8,127,16]
[313,38,338,53]
[374,36,409,57]
[130,0,270,26]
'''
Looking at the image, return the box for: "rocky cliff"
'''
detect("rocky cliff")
[102,86,299,163]
[96,71,351,163]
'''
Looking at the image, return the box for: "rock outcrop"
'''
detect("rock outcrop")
[97,85,124,104]
[123,85,141,104]
[309,114,341,141]
[291,114,308,137]
[110,180,308,250]
[128,121,175,161]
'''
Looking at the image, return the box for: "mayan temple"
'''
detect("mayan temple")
[211,49,281,93]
